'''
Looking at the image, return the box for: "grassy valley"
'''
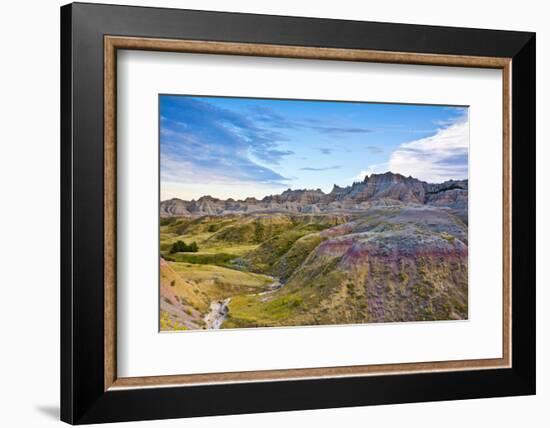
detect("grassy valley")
[159,201,468,331]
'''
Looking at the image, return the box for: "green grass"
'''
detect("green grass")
[160,310,188,331]
[168,262,274,302]
[160,210,468,329]
[208,215,296,244]
[160,214,347,328]
[163,252,236,267]
[224,293,305,328]
[273,233,326,280]
[440,232,456,242]
[244,224,332,275]
[223,258,348,328]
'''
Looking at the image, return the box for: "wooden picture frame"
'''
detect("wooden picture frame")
[61,2,535,424]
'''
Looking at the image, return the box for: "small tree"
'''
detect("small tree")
[169,240,186,254]
[169,240,199,253]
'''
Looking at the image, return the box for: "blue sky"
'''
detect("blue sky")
[160,95,468,201]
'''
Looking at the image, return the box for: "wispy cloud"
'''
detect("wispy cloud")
[357,114,469,183]
[312,126,373,135]
[162,98,379,187]
[388,117,469,182]
[250,105,373,136]
[317,148,333,155]
[365,145,384,154]
[248,106,298,130]
[160,97,292,186]
[301,165,342,171]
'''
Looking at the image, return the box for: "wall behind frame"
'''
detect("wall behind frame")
[0,1,545,427]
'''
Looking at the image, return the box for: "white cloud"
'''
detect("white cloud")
[387,118,469,183]
[354,163,389,181]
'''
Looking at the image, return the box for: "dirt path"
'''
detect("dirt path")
[203,275,285,329]
[258,276,284,300]
[204,298,231,329]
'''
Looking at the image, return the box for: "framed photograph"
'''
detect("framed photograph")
[61,2,536,424]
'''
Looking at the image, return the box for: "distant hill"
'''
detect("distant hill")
[160,172,468,221]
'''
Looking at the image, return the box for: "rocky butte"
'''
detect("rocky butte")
[160,172,468,222]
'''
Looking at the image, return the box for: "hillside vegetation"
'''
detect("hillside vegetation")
[160,173,468,331]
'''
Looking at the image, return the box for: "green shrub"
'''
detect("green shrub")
[169,240,199,253]
[169,252,235,266]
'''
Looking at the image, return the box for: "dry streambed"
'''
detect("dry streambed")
[203,275,284,329]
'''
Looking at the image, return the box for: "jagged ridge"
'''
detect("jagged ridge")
[160,172,468,218]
